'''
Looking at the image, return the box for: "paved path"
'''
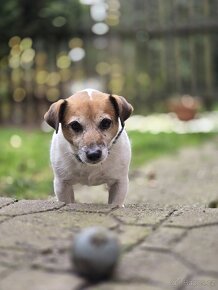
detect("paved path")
[0,198,217,290]
[0,141,218,290]
[75,141,218,206]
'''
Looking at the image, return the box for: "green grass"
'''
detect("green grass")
[0,128,215,199]
[0,128,52,199]
[129,131,216,167]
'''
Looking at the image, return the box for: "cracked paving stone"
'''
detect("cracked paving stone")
[0,211,117,251]
[0,269,83,290]
[0,198,16,209]
[115,248,190,287]
[164,208,218,227]
[112,206,173,225]
[182,275,218,290]
[116,225,151,251]
[0,200,65,216]
[173,226,218,272]
[140,227,187,250]
[0,216,9,223]
[59,203,114,214]
[32,225,151,271]
[87,283,164,290]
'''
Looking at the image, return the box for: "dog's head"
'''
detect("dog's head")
[44,89,133,165]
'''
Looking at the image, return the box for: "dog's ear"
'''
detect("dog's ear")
[44,99,67,133]
[109,95,133,124]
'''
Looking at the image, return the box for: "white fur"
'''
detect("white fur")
[81,88,98,100]
[50,126,131,206]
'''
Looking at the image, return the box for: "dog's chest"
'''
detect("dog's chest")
[72,165,113,186]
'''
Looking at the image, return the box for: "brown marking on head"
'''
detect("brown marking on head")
[44,90,133,163]
[61,90,119,147]
[109,94,133,124]
[44,99,67,133]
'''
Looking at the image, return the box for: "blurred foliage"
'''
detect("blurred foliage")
[0,128,216,199]
[0,0,88,54]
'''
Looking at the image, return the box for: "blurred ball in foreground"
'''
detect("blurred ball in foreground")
[71,227,120,281]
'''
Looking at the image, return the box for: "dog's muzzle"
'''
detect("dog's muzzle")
[86,147,102,163]
[76,144,107,165]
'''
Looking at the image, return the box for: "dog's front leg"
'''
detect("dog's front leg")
[108,177,128,207]
[54,178,74,204]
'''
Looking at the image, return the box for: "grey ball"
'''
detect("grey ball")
[71,227,120,281]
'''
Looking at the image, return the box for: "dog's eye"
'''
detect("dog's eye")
[70,121,83,133]
[99,118,112,130]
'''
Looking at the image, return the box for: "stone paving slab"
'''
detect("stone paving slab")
[117,225,151,251]
[182,275,218,290]
[164,207,218,228]
[0,265,9,277]
[0,269,83,290]
[88,283,165,290]
[0,198,217,290]
[0,248,36,268]
[0,199,64,216]
[173,225,218,273]
[0,211,117,251]
[31,247,73,272]
[115,248,191,287]
[60,203,115,214]
[110,205,174,226]
[0,216,9,223]
[0,197,16,209]
[140,227,187,250]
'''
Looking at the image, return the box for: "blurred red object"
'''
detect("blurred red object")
[168,95,200,121]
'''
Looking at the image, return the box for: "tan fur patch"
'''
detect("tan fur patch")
[61,91,119,148]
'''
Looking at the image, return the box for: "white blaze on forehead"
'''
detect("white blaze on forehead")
[81,88,98,100]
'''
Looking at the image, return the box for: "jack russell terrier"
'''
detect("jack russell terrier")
[44,89,133,206]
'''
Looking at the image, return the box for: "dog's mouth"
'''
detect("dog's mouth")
[86,159,105,165]
[75,146,108,165]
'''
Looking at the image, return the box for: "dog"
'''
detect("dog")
[44,89,133,206]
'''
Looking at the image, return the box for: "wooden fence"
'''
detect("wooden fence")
[0,0,218,125]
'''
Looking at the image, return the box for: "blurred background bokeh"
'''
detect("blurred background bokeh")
[1,0,218,124]
[1,0,218,199]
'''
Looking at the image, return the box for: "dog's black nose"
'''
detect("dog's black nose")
[86,148,102,162]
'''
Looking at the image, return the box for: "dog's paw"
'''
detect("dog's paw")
[111,204,125,211]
